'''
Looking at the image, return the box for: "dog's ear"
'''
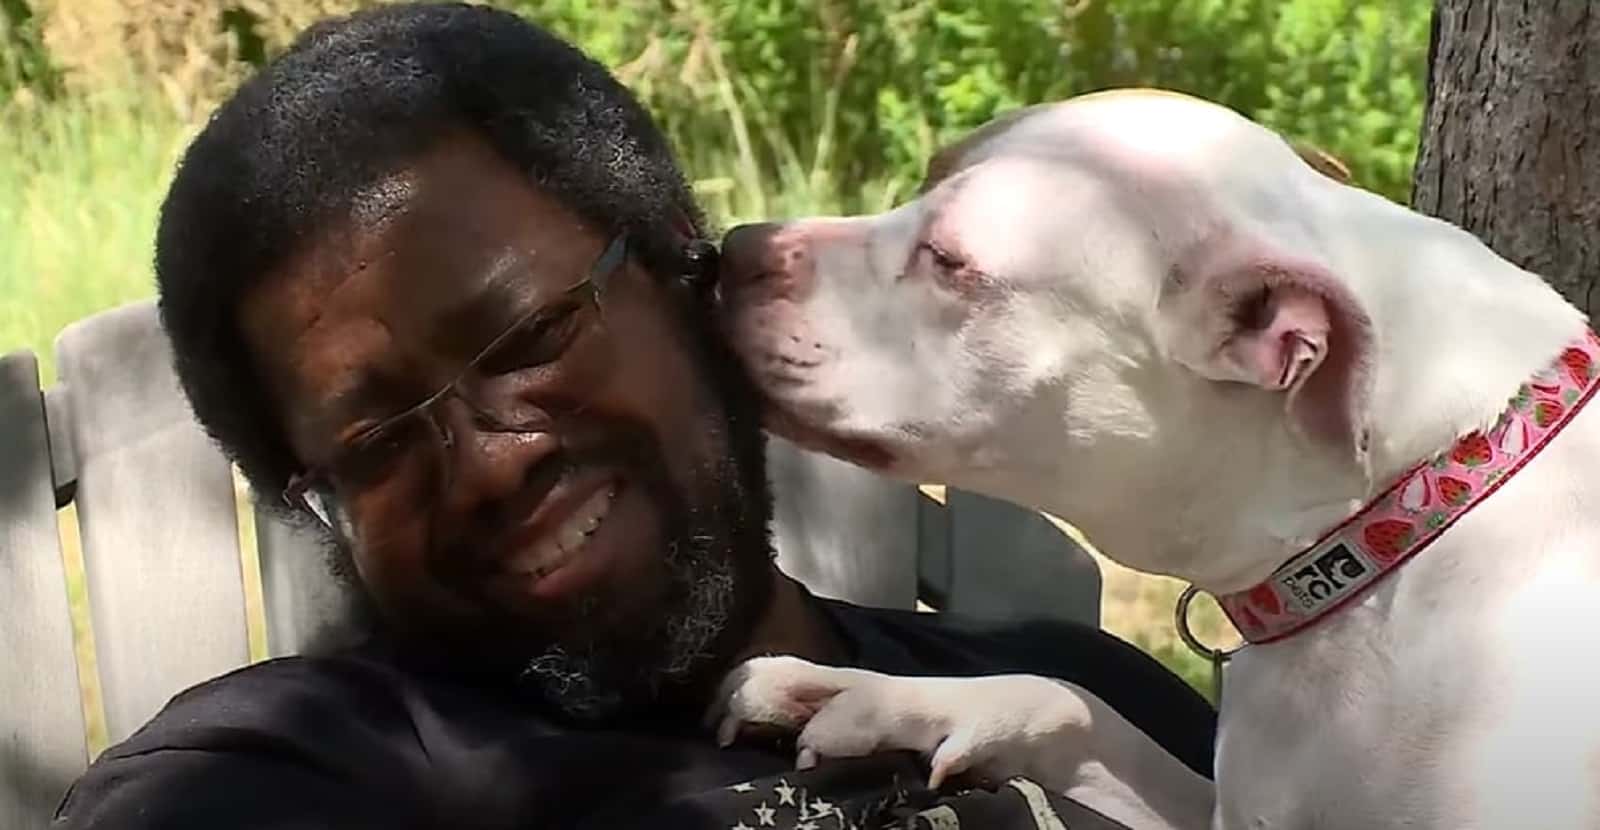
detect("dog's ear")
[1162,240,1374,464]
[919,104,1045,193]
[1291,142,1353,185]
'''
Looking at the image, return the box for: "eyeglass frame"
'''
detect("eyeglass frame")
[281,232,631,528]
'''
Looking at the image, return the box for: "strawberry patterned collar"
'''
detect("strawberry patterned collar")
[1217,330,1600,645]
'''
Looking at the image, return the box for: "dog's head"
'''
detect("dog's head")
[717,90,1376,571]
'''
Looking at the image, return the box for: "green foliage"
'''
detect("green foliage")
[0,92,189,380]
[1254,0,1431,201]
[7,0,1432,213]
[506,0,1430,215]
[0,0,60,100]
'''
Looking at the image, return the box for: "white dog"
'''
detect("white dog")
[708,89,1600,828]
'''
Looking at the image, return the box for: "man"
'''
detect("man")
[53,4,1215,828]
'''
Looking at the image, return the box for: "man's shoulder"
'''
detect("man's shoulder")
[816,597,1107,678]
[104,644,409,759]
[55,645,439,828]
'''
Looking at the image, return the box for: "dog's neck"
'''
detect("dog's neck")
[1331,188,1587,487]
[1003,187,1586,594]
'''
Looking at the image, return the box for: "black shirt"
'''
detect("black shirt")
[53,597,1215,829]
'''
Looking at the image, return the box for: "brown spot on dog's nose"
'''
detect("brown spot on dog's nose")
[719,222,815,301]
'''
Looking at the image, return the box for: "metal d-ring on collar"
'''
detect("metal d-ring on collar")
[1175,584,1242,703]
[1174,584,1243,662]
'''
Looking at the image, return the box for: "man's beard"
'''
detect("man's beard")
[513,433,773,721]
[324,428,773,721]
[514,333,777,720]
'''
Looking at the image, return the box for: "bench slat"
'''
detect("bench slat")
[255,508,367,657]
[56,302,249,745]
[944,489,1100,626]
[766,437,920,609]
[0,351,88,829]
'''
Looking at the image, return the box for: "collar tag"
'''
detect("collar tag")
[1275,540,1374,615]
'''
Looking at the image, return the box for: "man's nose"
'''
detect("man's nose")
[719,222,817,302]
[437,404,562,517]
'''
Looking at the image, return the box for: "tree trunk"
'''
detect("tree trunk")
[1412,0,1600,320]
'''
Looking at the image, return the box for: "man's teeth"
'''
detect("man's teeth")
[523,487,615,576]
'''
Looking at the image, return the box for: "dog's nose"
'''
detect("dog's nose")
[720,222,815,301]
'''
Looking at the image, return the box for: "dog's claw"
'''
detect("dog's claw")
[796,746,819,770]
[716,714,740,748]
[701,700,722,731]
[927,732,973,790]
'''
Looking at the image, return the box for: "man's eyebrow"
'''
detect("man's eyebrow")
[284,370,408,458]
[320,369,417,428]
[427,249,542,357]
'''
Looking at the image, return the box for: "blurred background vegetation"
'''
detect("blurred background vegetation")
[1,0,1432,718]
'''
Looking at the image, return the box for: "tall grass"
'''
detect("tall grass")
[0,91,191,380]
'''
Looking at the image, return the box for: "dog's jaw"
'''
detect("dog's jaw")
[759,399,899,472]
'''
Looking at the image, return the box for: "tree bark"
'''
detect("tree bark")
[1412,0,1600,320]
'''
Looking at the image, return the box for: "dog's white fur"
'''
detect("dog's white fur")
[712,89,1600,828]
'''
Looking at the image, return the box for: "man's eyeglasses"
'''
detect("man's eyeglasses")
[283,234,630,529]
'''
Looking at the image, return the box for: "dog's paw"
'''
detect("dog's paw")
[708,659,1097,791]
[708,655,950,775]
[705,655,859,746]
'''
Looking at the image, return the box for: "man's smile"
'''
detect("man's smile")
[496,473,620,598]
[463,457,675,614]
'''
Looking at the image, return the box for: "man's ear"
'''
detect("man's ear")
[1162,240,1374,465]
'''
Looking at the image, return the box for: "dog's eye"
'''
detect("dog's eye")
[915,240,994,294]
[922,241,966,271]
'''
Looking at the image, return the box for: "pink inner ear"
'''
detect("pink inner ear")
[1172,237,1374,463]
[1226,285,1331,391]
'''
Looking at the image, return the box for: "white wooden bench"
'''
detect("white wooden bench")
[0,299,1100,828]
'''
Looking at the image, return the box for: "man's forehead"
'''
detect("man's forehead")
[263,137,584,318]
[240,135,597,410]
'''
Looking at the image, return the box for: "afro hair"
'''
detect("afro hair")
[155,2,708,505]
